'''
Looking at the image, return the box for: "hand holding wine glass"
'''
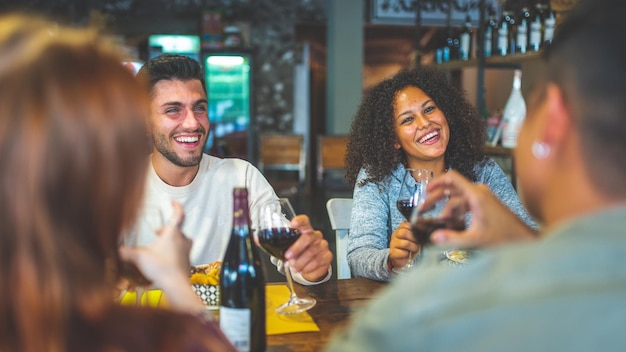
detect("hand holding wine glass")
[421,170,536,248]
[257,199,316,314]
[394,168,433,270]
[409,173,468,265]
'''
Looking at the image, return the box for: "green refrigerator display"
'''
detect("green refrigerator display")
[202,53,253,162]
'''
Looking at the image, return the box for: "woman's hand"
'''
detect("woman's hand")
[423,170,537,248]
[389,221,420,270]
[284,214,333,282]
[120,201,204,312]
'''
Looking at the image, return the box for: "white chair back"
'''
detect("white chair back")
[326,198,353,279]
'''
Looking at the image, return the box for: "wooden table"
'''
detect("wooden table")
[267,277,386,351]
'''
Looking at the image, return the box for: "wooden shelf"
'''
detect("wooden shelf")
[436,58,478,70]
[435,51,543,70]
[486,51,542,64]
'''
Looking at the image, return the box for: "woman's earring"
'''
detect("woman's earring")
[531,141,551,159]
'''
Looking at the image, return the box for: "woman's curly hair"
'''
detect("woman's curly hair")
[345,66,487,188]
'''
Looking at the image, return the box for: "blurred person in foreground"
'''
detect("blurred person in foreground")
[135,54,332,284]
[0,14,234,351]
[344,66,535,281]
[327,0,626,350]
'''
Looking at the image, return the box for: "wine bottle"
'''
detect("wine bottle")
[501,69,526,148]
[497,13,509,56]
[219,187,266,352]
[544,8,556,45]
[529,3,546,52]
[444,26,458,62]
[459,15,472,61]
[504,11,517,55]
[485,13,498,57]
[517,7,530,54]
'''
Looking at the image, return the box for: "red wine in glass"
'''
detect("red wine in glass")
[396,199,416,221]
[397,168,433,270]
[257,227,301,260]
[257,199,316,314]
[411,216,466,246]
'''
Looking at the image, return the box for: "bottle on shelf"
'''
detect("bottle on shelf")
[516,8,529,54]
[501,69,526,148]
[504,11,517,55]
[543,8,556,45]
[459,15,473,61]
[220,187,266,352]
[530,3,547,52]
[443,26,459,62]
[497,12,509,56]
[521,6,532,28]
[484,12,498,58]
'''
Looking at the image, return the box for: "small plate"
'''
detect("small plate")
[443,250,470,265]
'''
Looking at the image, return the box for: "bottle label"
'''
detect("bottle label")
[498,27,508,54]
[544,19,555,43]
[517,29,528,53]
[220,307,251,352]
[460,33,470,60]
[544,28,554,43]
[517,21,528,46]
[530,22,541,46]
[502,119,522,148]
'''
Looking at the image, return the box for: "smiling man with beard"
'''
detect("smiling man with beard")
[134,54,332,285]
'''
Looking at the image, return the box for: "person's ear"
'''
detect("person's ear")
[541,83,571,154]
[393,142,401,150]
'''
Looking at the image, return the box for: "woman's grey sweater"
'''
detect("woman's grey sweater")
[348,159,537,282]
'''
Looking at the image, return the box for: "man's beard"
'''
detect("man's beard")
[152,132,203,167]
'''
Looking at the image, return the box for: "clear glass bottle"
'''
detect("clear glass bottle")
[444,26,458,62]
[504,11,517,55]
[485,12,498,58]
[517,7,530,54]
[497,13,509,56]
[543,8,556,45]
[459,15,473,61]
[219,188,266,352]
[501,69,527,148]
[530,3,547,51]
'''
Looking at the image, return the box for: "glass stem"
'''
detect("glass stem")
[135,287,144,306]
[283,261,298,301]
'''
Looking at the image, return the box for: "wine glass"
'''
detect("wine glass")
[410,191,467,265]
[256,199,316,314]
[119,205,164,305]
[396,168,433,270]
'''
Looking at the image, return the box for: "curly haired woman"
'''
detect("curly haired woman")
[345,66,536,281]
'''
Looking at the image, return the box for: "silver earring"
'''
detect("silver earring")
[532,141,551,159]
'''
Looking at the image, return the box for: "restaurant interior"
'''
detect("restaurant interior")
[0,0,570,282]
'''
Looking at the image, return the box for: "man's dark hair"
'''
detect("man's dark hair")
[544,0,626,196]
[137,54,206,95]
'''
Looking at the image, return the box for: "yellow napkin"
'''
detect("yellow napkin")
[120,285,319,335]
[266,285,320,335]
